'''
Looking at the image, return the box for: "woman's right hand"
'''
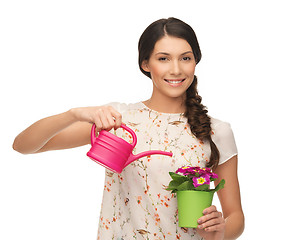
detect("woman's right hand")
[70,105,122,131]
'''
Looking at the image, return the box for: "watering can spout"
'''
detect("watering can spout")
[124,150,173,168]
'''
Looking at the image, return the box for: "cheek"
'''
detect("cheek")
[150,63,168,78]
[184,63,196,76]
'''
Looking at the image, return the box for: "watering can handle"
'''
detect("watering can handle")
[90,123,137,147]
[119,124,137,148]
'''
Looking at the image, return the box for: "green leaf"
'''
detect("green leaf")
[210,177,216,182]
[166,180,183,191]
[169,180,181,188]
[169,172,188,182]
[195,184,210,191]
[176,180,195,191]
[165,186,175,191]
[210,179,225,193]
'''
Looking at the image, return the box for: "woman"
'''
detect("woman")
[13,18,244,239]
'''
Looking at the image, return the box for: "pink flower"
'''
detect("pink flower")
[175,166,187,174]
[176,166,196,175]
[193,174,210,187]
[176,166,218,179]
[199,168,218,179]
[211,172,218,179]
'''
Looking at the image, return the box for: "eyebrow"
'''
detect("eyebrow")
[155,51,193,56]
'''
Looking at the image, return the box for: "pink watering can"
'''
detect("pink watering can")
[87,124,173,173]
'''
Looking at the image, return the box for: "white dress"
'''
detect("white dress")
[96,102,238,240]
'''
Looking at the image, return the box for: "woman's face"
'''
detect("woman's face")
[142,35,196,101]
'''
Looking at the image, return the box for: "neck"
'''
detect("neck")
[143,95,186,114]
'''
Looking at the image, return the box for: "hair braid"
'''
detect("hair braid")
[184,76,220,169]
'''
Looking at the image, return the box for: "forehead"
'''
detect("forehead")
[152,36,192,54]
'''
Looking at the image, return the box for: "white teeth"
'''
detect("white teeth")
[171,80,182,83]
[165,79,184,84]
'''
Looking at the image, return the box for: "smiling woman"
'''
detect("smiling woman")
[141,36,196,105]
[13,17,244,240]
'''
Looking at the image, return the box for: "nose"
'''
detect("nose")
[170,60,181,76]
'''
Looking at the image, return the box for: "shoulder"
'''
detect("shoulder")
[210,116,238,165]
[210,117,236,150]
[210,117,233,138]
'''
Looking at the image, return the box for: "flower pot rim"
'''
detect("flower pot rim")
[177,190,214,193]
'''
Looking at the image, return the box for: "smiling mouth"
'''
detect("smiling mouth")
[164,78,186,84]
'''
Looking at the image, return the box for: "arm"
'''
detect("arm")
[197,155,244,240]
[12,106,122,154]
[216,155,244,239]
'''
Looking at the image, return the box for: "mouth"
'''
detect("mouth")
[164,78,186,86]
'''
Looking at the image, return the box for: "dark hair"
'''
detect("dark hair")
[138,17,220,169]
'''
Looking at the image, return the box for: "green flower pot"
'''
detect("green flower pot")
[177,190,214,228]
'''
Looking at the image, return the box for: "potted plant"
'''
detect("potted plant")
[166,166,225,228]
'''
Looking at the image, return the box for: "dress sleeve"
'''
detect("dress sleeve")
[211,121,238,165]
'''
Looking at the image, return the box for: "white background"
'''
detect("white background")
[1,0,297,239]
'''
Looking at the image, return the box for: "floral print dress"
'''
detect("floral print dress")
[96,102,238,240]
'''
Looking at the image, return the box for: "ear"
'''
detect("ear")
[141,60,150,72]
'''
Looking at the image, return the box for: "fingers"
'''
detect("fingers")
[95,106,122,131]
[70,105,122,131]
[97,108,112,130]
[202,205,217,216]
[197,205,225,232]
[109,107,122,129]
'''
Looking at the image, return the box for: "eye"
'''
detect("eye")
[182,56,191,61]
[158,57,168,61]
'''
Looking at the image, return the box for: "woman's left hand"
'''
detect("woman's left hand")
[196,205,225,240]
